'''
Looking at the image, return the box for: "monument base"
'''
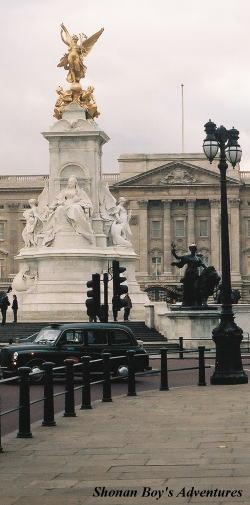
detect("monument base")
[13,245,148,321]
[145,304,220,349]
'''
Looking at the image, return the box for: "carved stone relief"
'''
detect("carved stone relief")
[159,168,197,185]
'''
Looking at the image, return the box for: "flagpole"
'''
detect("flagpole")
[181,84,184,153]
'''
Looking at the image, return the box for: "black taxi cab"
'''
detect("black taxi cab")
[0,323,150,380]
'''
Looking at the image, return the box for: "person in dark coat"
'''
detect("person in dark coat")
[123,293,132,321]
[1,294,10,325]
[12,295,18,323]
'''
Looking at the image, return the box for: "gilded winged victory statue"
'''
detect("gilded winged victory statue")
[57,23,104,84]
[54,23,104,119]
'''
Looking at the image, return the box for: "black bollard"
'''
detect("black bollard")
[17,367,32,438]
[0,419,2,453]
[102,353,112,402]
[127,350,136,396]
[179,337,184,359]
[160,348,169,391]
[64,359,76,417]
[42,362,56,426]
[81,356,92,409]
[198,346,206,386]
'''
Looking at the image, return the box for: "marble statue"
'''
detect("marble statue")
[12,265,38,292]
[58,23,104,84]
[52,175,94,243]
[22,177,94,247]
[99,180,117,220]
[111,197,132,247]
[22,199,43,247]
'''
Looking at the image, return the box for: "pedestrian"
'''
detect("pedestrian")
[112,296,118,322]
[1,293,10,325]
[123,293,132,321]
[12,294,18,323]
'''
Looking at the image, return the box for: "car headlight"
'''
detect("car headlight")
[13,352,19,360]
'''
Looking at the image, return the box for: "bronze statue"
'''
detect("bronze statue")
[171,243,220,307]
[214,284,241,304]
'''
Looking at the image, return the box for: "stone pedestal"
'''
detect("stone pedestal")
[146,304,220,349]
[43,103,109,217]
[14,245,148,321]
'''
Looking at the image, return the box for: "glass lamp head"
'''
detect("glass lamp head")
[203,119,219,163]
[225,127,242,168]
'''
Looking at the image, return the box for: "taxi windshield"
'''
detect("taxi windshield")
[35,328,61,344]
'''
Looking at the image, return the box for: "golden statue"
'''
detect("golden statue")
[58,23,104,84]
[54,23,103,120]
[54,84,100,120]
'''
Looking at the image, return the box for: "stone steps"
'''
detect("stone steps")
[0,320,167,344]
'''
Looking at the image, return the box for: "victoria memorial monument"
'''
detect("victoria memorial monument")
[12,24,147,320]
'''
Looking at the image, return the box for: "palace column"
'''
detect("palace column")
[162,199,172,274]
[138,200,148,275]
[210,199,220,271]
[230,198,241,282]
[187,199,196,245]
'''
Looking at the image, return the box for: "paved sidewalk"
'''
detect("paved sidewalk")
[1,384,250,505]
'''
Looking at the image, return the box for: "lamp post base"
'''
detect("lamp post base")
[210,371,248,385]
[210,316,248,385]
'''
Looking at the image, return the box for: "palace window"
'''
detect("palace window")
[175,219,185,237]
[151,257,162,276]
[150,200,161,207]
[151,220,161,239]
[0,223,4,240]
[199,219,208,237]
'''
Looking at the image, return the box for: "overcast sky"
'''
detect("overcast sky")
[1,0,250,175]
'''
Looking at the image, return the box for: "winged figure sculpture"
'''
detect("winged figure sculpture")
[57,23,104,83]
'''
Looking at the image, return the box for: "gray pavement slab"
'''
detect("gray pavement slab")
[1,384,250,504]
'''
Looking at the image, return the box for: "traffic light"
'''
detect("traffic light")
[112,260,128,312]
[85,273,101,321]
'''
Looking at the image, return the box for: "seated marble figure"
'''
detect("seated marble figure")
[22,176,95,247]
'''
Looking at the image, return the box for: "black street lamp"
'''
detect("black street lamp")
[203,119,248,384]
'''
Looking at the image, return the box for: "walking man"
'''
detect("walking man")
[12,295,18,323]
[1,293,10,325]
[123,293,132,321]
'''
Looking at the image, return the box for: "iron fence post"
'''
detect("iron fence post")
[17,367,32,438]
[64,359,76,417]
[198,346,206,386]
[0,426,2,453]
[0,398,3,452]
[160,348,169,391]
[42,362,56,426]
[179,337,184,359]
[102,353,112,402]
[127,350,136,396]
[81,356,92,409]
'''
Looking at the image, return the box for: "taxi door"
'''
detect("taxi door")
[55,329,84,366]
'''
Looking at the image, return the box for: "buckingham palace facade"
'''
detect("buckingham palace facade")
[1,153,250,302]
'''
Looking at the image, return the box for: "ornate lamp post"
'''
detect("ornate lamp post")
[203,120,248,384]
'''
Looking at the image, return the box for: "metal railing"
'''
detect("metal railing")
[0,347,210,453]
